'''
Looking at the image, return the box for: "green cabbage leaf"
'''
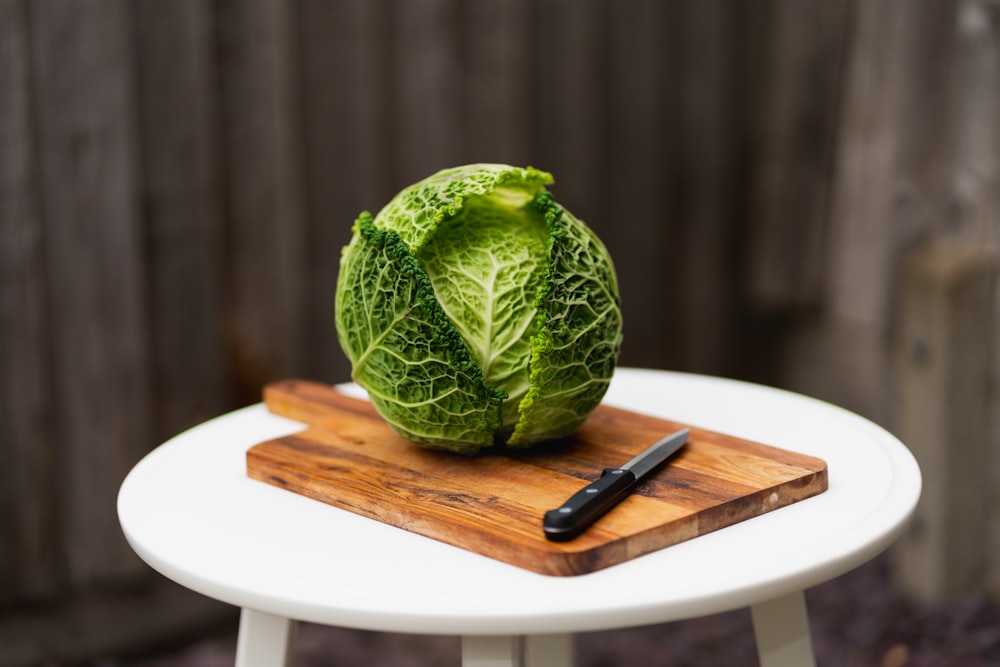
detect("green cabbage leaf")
[335,164,622,454]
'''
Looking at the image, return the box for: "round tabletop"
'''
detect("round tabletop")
[118,368,920,636]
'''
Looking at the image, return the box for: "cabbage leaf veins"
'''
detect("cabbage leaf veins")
[335,164,622,454]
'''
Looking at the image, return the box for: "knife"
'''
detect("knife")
[542,428,690,542]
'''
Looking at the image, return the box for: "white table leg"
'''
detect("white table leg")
[235,608,295,667]
[524,633,573,667]
[462,635,524,667]
[750,590,816,667]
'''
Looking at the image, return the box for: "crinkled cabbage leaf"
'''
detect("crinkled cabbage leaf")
[335,164,622,454]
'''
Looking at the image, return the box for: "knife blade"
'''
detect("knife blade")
[542,428,690,542]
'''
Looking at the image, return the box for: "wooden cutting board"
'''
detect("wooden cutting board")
[247,379,828,576]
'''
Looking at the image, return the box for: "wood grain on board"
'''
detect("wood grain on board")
[247,379,828,576]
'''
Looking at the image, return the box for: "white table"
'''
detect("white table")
[118,368,921,667]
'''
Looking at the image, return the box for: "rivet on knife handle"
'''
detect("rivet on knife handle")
[542,428,690,542]
[543,468,637,542]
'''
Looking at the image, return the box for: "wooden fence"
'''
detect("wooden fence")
[1,0,998,663]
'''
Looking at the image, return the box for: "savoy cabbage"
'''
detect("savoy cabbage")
[335,164,622,454]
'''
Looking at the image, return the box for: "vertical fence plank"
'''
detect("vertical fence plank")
[391,0,463,183]
[532,0,608,230]
[672,0,739,375]
[892,239,998,598]
[604,0,679,369]
[951,0,1000,246]
[745,0,850,311]
[825,0,907,327]
[215,0,308,404]
[782,0,962,425]
[29,0,151,584]
[0,0,59,602]
[133,0,228,441]
[951,0,1000,597]
[827,0,961,325]
[462,0,533,165]
[295,0,387,384]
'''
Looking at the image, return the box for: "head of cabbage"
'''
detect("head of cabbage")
[335,164,622,454]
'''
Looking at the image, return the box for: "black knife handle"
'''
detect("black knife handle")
[543,468,638,542]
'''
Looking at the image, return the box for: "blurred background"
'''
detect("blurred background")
[1,0,998,665]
